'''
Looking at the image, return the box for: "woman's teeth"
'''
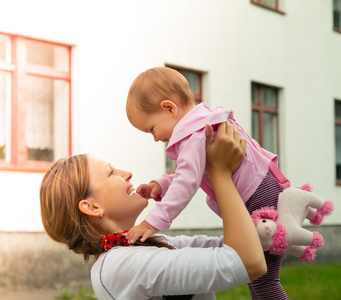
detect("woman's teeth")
[128,187,135,195]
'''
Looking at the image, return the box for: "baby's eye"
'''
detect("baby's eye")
[109,169,115,176]
[150,127,154,133]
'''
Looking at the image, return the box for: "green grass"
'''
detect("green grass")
[216,262,341,300]
[56,263,341,300]
[55,288,97,300]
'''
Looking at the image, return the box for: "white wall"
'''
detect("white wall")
[0,0,340,231]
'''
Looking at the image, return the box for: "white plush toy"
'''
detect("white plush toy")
[251,184,334,262]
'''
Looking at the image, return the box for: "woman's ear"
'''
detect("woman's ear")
[79,199,101,218]
[160,100,178,116]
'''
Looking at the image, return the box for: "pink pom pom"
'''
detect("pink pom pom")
[301,183,313,192]
[300,247,316,262]
[310,232,324,249]
[269,223,287,255]
[312,200,335,225]
[310,214,324,226]
[317,200,334,216]
[251,206,278,226]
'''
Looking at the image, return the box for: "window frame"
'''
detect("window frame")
[333,0,341,34]
[0,33,72,172]
[250,0,285,15]
[335,99,341,185]
[251,82,280,156]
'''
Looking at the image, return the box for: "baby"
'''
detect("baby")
[126,66,289,300]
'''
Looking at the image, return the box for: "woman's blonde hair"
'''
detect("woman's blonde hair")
[40,155,102,261]
[40,154,173,261]
[126,67,194,122]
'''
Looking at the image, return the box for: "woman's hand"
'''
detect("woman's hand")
[205,122,246,179]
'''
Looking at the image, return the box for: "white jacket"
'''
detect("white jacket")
[91,234,249,300]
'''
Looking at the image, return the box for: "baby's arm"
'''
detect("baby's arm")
[127,133,206,244]
[144,132,207,230]
[126,182,162,243]
[127,174,177,243]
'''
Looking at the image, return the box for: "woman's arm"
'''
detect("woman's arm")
[206,122,267,281]
[93,243,250,299]
[162,234,224,249]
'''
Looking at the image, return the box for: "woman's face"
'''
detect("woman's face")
[87,156,148,229]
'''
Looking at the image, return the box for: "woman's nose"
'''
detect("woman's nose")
[124,171,132,181]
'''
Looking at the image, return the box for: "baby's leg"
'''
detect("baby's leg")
[246,171,288,299]
[245,171,283,212]
[248,252,288,300]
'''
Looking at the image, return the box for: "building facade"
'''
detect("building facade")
[0,0,340,234]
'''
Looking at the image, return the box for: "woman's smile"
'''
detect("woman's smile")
[127,185,135,195]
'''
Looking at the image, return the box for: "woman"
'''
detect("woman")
[40,122,266,299]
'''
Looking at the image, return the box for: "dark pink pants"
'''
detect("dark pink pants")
[245,172,289,300]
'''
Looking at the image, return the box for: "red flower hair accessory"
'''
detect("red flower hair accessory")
[101,230,130,251]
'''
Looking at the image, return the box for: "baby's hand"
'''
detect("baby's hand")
[136,182,162,199]
[126,221,159,244]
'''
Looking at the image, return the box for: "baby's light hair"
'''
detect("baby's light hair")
[126,67,195,123]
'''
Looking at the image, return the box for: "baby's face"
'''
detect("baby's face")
[128,104,179,143]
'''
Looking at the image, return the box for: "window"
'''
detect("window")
[251,0,284,14]
[335,100,341,184]
[251,82,279,155]
[0,33,72,172]
[167,66,202,105]
[334,0,341,32]
[165,66,203,173]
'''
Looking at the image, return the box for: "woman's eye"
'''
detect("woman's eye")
[150,127,154,133]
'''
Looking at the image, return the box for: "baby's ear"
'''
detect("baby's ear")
[160,100,178,116]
